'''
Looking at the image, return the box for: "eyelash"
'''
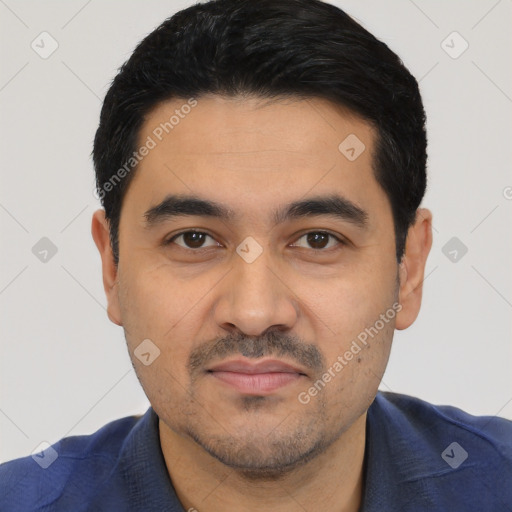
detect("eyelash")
[164,230,347,252]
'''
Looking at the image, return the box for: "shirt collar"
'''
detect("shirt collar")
[116,393,478,511]
[93,407,184,512]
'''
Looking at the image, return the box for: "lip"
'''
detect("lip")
[207,358,307,395]
[208,359,307,375]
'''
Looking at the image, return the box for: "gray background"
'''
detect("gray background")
[1,0,511,463]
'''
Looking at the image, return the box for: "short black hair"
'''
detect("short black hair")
[93,0,427,264]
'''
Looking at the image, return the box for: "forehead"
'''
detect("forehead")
[124,95,389,226]
[140,94,373,159]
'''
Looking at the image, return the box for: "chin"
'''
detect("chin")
[184,422,333,481]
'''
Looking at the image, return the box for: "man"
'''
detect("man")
[1,0,511,510]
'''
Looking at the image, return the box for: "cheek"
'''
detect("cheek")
[299,263,397,390]
[117,268,195,408]
[304,318,394,419]
[303,266,394,340]
[117,265,214,374]
[116,266,183,368]
[119,263,196,333]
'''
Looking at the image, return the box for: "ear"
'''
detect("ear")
[395,208,433,330]
[91,209,123,326]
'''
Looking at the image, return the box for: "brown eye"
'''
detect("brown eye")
[168,231,218,249]
[292,231,344,250]
[306,232,329,249]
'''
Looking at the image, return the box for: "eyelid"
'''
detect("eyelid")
[165,230,220,249]
[165,229,347,251]
[291,230,347,250]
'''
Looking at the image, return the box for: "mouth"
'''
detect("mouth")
[206,358,308,395]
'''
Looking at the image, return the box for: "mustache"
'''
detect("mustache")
[188,331,325,377]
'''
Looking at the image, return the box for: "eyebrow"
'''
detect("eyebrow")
[143,194,369,230]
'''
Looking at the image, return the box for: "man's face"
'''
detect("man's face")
[110,95,401,475]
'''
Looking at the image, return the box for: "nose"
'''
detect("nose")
[213,249,298,337]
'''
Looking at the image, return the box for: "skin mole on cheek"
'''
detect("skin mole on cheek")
[357,358,361,363]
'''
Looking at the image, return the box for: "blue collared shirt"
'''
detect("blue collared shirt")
[1,392,511,511]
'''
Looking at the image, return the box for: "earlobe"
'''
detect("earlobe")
[91,209,123,326]
[395,208,433,330]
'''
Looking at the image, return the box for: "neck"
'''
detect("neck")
[159,413,366,512]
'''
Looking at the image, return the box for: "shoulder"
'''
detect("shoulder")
[365,392,512,509]
[0,411,146,511]
[373,391,512,456]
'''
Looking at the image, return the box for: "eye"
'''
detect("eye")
[167,231,220,250]
[291,231,345,251]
